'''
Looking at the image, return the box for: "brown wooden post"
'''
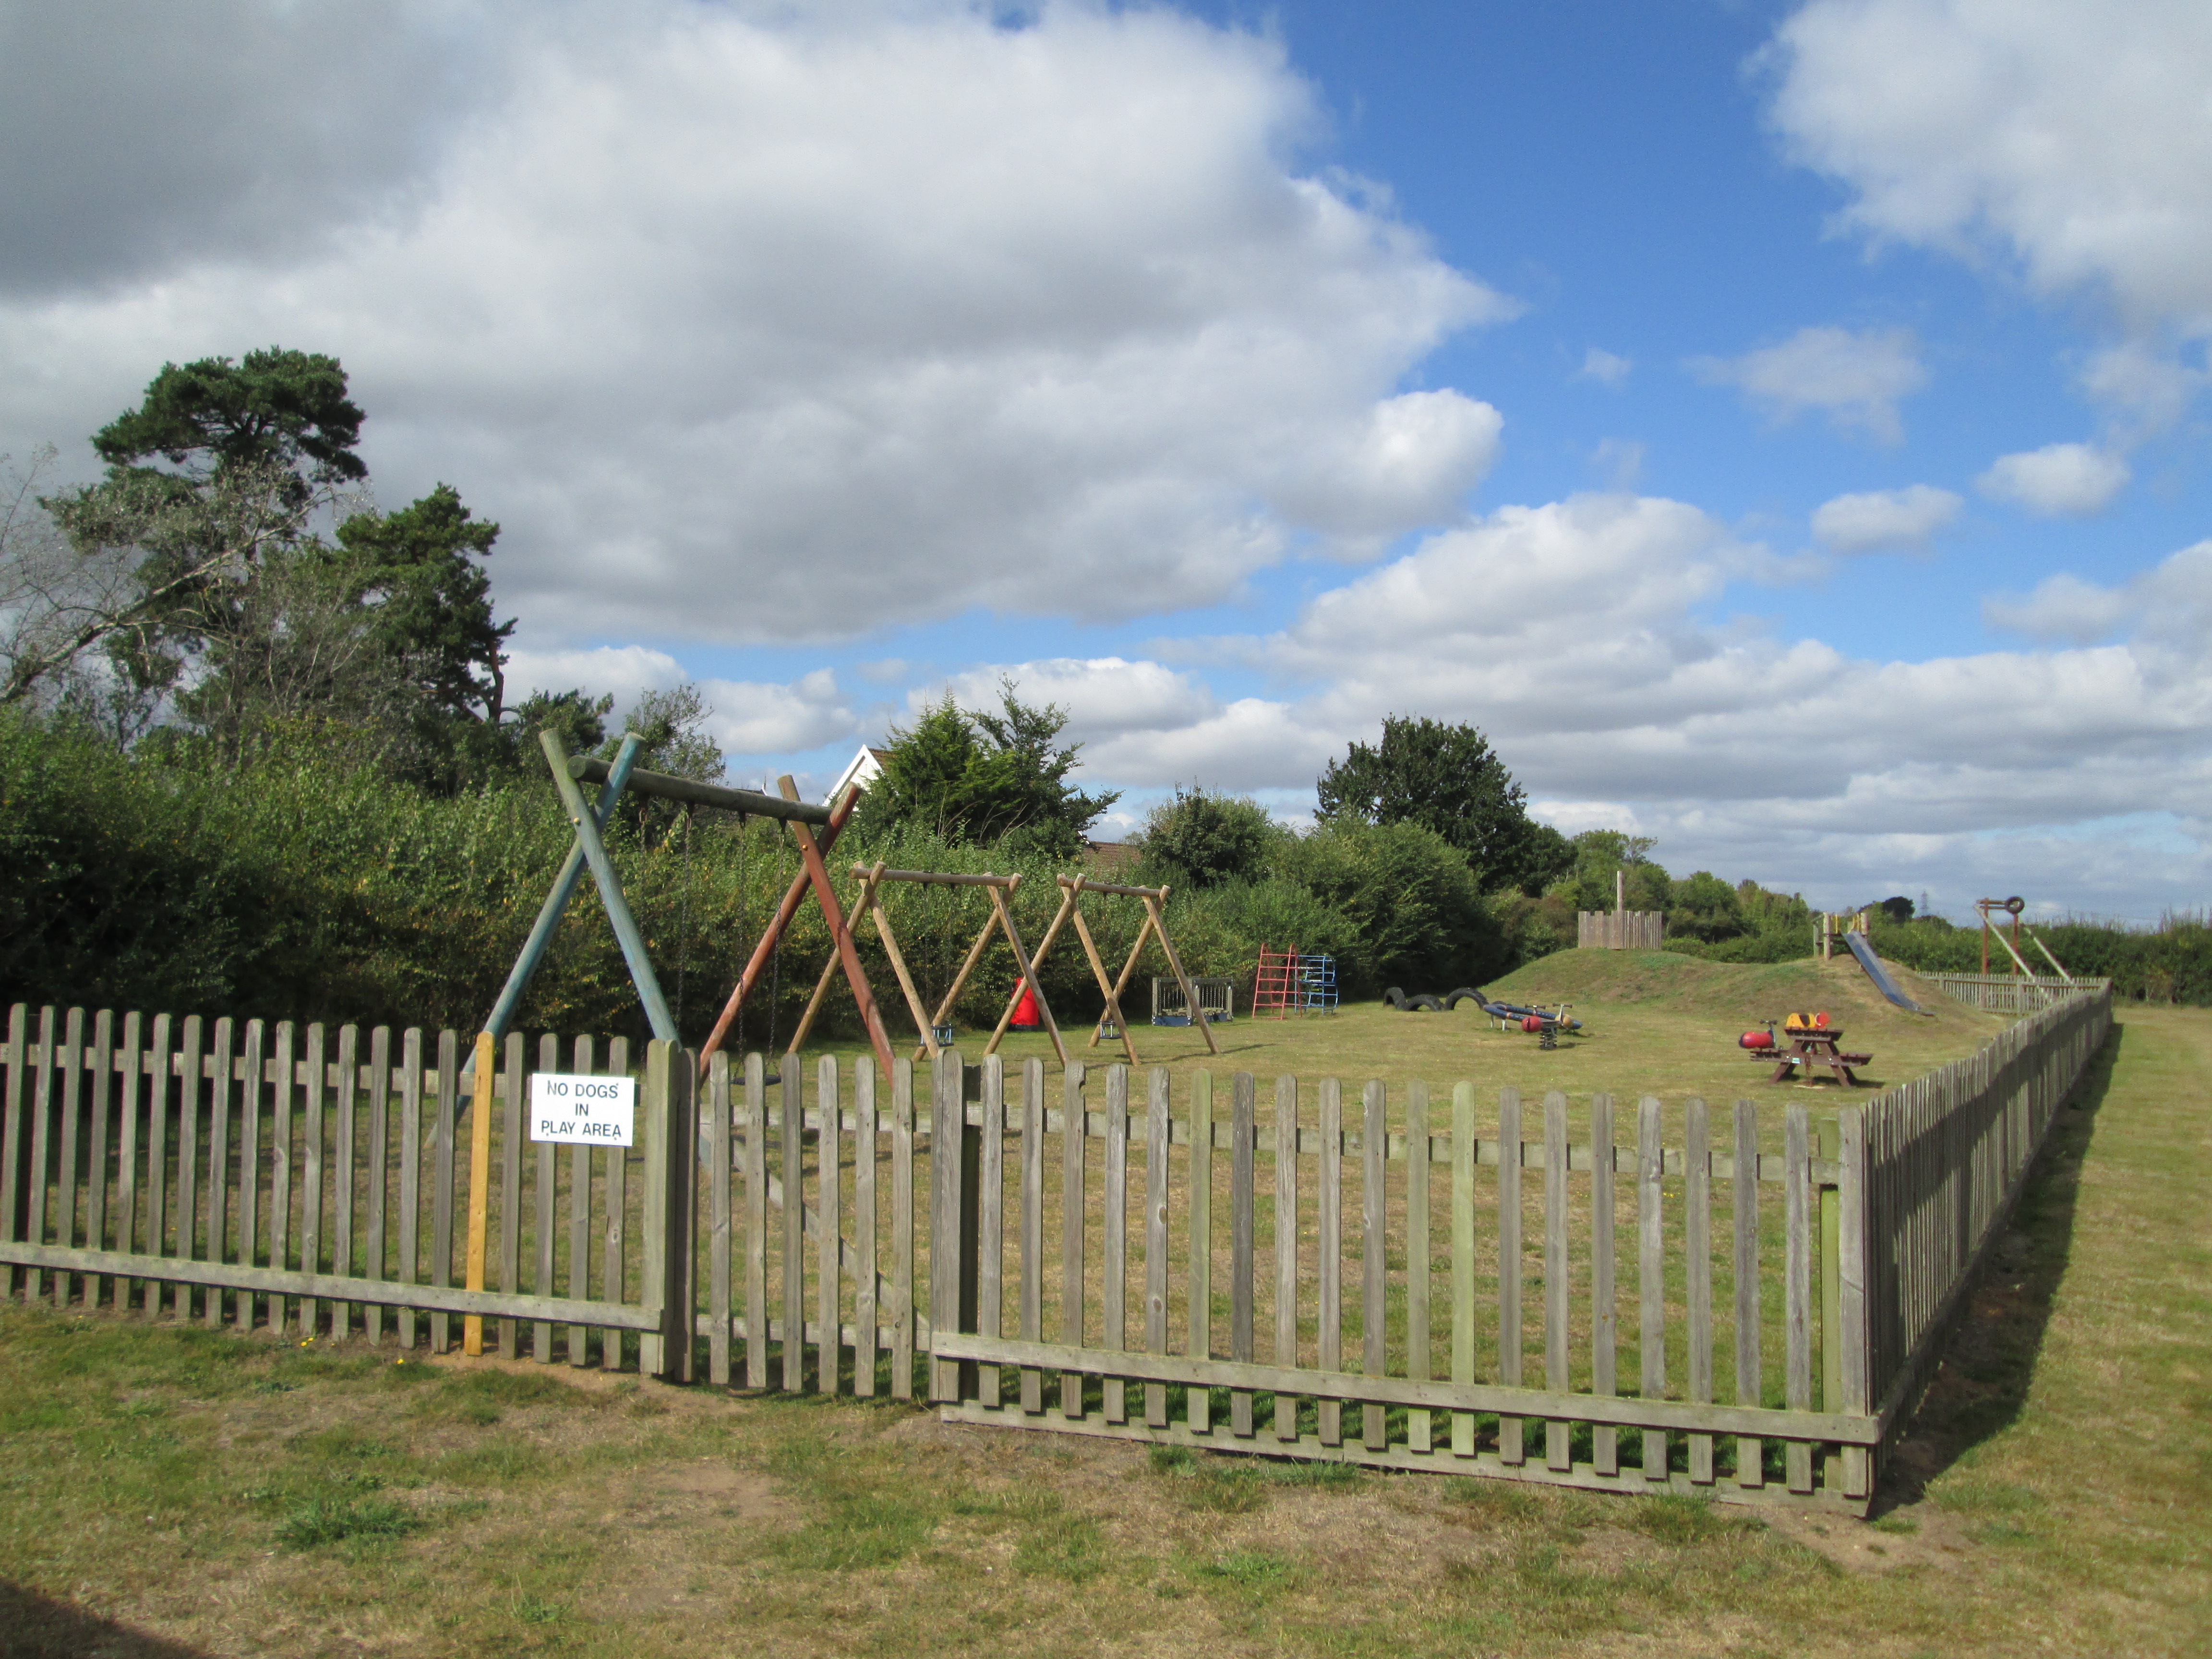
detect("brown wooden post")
[928,1050,981,1402]
[777,777,898,1079]
[641,1038,697,1381]
[1837,1107,1874,1501]
[1820,1115,1842,1436]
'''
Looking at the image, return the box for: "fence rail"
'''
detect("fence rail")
[2,986,2110,1514]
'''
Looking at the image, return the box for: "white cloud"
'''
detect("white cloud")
[503,644,685,707]
[963,497,2212,912]
[1082,697,1342,793]
[1765,0,2212,336]
[1579,348,1632,386]
[1809,483,1961,553]
[2078,340,2209,436]
[699,668,857,756]
[1270,389,1503,548]
[0,2,1515,646]
[1985,539,2212,646]
[1690,325,1925,443]
[921,657,1219,747]
[1980,573,2137,646]
[498,645,854,756]
[1976,442,2130,516]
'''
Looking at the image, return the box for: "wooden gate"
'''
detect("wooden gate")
[1,1009,687,1370]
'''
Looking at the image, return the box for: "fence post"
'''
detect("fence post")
[3,1007,25,1286]
[929,1049,981,1403]
[1837,1106,1873,1500]
[1819,1116,1842,1490]
[640,1039,697,1381]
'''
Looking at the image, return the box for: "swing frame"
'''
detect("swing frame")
[481,734,844,1057]
[773,864,1067,1066]
[465,732,846,1356]
[992,875,1214,1064]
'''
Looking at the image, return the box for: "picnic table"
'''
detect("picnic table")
[1754,1026,1871,1086]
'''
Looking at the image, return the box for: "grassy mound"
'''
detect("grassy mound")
[1488,947,1988,1042]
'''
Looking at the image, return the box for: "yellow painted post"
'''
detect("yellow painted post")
[463,1030,495,1356]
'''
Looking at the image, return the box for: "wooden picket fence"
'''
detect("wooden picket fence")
[1577,911,1664,950]
[1932,971,2106,1014]
[0,1011,685,1369]
[2,986,2109,1515]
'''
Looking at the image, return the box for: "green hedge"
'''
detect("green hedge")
[0,713,1515,1039]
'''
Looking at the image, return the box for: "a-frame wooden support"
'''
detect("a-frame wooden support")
[694,779,863,1075]
[761,778,899,1079]
[983,876,1215,1062]
[846,869,1069,1067]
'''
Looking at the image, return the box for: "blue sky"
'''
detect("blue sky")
[2,0,2207,921]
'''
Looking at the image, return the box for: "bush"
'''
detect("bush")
[1666,871,1744,942]
[1131,788,1284,890]
[1275,820,1505,995]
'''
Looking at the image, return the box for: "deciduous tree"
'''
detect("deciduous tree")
[1316,714,1560,894]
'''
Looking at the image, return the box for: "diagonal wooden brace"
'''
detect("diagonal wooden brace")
[778,777,898,1079]
[696,781,862,1075]
[981,884,1069,1065]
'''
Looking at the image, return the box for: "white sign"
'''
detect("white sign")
[530,1072,636,1146]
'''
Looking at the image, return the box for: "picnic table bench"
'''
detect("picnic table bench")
[1753,1027,1872,1086]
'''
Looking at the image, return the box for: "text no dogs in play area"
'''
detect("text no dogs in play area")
[530,1072,636,1146]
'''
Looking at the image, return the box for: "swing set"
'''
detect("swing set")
[481,730,1215,1078]
[455,727,1216,1359]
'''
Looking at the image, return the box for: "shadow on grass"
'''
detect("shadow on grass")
[1874,1022,2123,1512]
[0,1581,212,1658]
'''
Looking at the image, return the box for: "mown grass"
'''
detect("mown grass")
[797,947,2008,1106]
[0,1003,2202,1658]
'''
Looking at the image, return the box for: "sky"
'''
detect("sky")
[2,0,2208,923]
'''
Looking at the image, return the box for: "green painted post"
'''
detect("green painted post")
[476,733,646,1051]
[541,730,679,1047]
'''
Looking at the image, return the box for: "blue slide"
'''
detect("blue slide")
[1843,932,1928,1014]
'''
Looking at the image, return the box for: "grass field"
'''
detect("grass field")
[0,998,2201,1657]
[799,950,2012,1106]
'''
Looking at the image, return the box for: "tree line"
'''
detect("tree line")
[4,345,2201,1030]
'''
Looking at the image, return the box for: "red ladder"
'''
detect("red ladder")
[1252,942,1300,1018]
